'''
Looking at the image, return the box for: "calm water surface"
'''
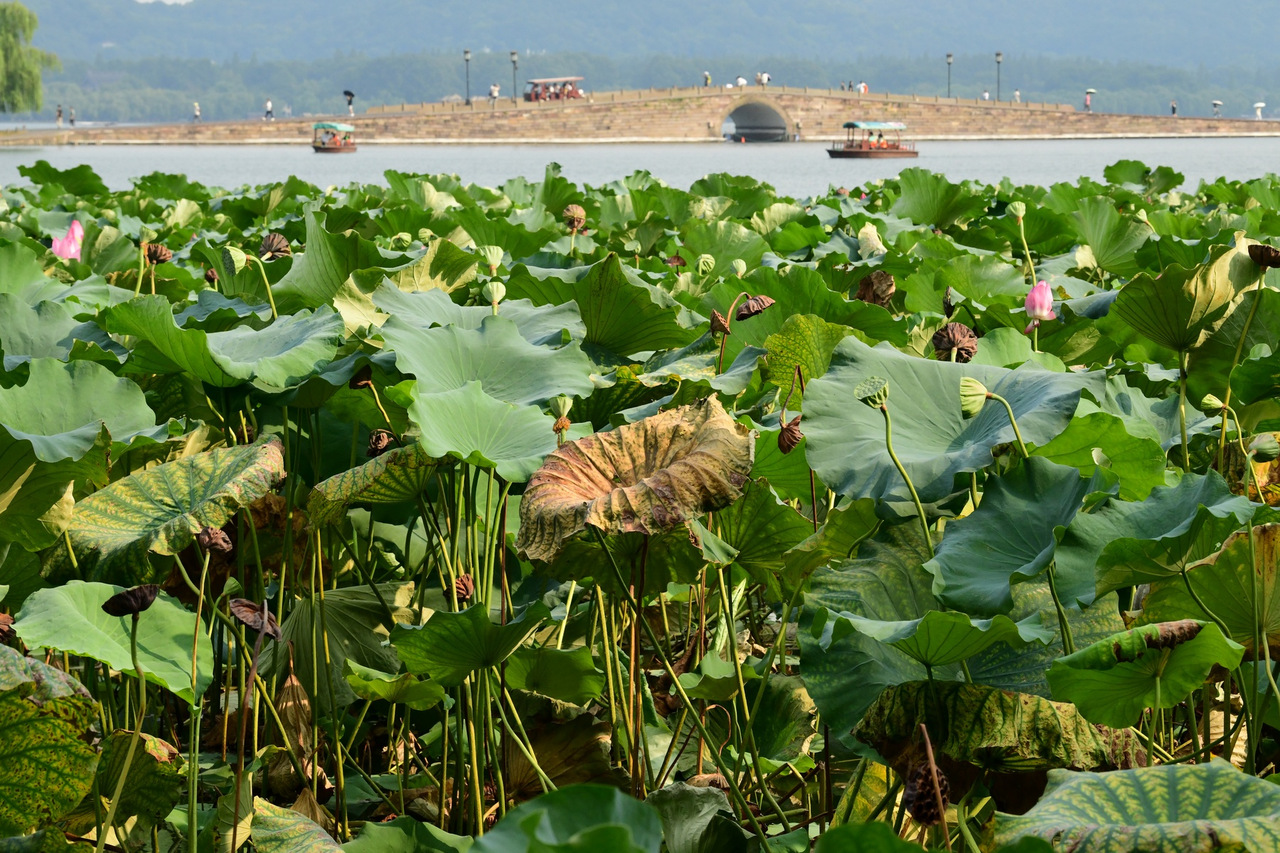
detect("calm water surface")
[0,138,1276,196]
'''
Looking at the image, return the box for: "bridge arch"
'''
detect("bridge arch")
[720,96,792,142]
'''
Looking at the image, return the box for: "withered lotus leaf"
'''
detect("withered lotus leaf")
[516,397,755,561]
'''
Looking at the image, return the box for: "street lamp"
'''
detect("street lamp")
[946,53,953,98]
[510,51,519,104]
[463,49,471,106]
[995,52,1003,102]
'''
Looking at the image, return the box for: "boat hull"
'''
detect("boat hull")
[312,145,358,153]
[827,148,918,159]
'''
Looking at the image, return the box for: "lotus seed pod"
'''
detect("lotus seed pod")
[222,245,248,274]
[664,255,687,268]
[196,526,233,555]
[932,322,978,363]
[563,204,586,232]
[854,376,889,408]
[959,377,989,418]
[229,598,283,641]
[729,259,747,278]
[778,415,803,454]
[367,429,395,457]
[549,395,573,419]
[102,584,159,617]
[735,294,775,321]
[1249,243,1280,269]
[259,232,292,260]
[903,762,949,827]
[1250,433,1280,462]
[553,415,572,435]
[477,244,505,273]
[454,574,476,603]
[710,310,731,335]
[482,281,506,305]
[695,254,716,276]
[1199,394,1226,414]
[1007,200,1027,220]
[204,267,219,284]
[144,242,172,265]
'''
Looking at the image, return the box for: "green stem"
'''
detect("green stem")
[1218,269,1266,470]
[880,405,933,554]
[1179,350,1191,472]
[1045,564,1075,655]
[988,392,1029,457]
[187,552,211,853]
[249,256,279,320]
[96,616,146,853]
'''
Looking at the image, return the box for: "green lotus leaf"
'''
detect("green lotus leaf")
[382,314,594,408]
[18,161,107,197]
[408,382,558,483]
[814,822,926,853]
[13,581,212,704]
[342,660,446,711]
[678,219,768,279]
[0,295,79,369]
[270,207,414,313]
[646,784,739,853]
[1141,524,1280,661]
[1188,285,1280,405]
[678,652,759,702]
[707,478,814,598]
[536,527,708,598]
[1030,411,1167,500]
[778,499,879,591]
[996,763,1280,852]
[761,314,854,405]
[391,601,550,688]
[506,645,605,705]
[905,253,1027,315]
[343,816,471,853]
[249,799,338,853]
[891,168,988,229]
[820,606,1051,668]
[1078,375,1216,452]
[372,284,584,346]
[926,458,1113,617]
[748,421,829,506]
[1055,471,1255,600]
[505,254,697,358]
[106,295,345,389]
[307,441,442,526]
[1228,344,1280,406]
[515,397,754,562]
[1046,621,1244,728]
[262,582,414,713]
[0,242,66,303]
[0,359,166,551]
[95,732,183,831]
[0,828,95,851]
[718,675,814,772]
[450,204,558,260]
[1069,195,1152,277]
[472,784,662,853]
[804,336,1101,506]
[1112,240,1257,352]
[1104,159,1184,195]
[42,439,285,585]
[0,645,100,836]
[385,235,478,294]
[854,681,1144,779]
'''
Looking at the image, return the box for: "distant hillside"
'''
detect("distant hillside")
[20,0,1280,68]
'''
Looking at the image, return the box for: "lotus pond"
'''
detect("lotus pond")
[1,157,1280,852]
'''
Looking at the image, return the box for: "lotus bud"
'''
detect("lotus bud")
[222,245,248,275]
[854,376,889,408]
[1199,393,1226,414]
[102,584,159,617]
[1249,243,1280,269]
[549,395,573,419]
[694,254,716,277]
[196,526,233,555]
[259,232,291,260]
[1250,433,1280,462]
[959,377,989,418]
[563,204,586,233]
[778,415,803,454]
[710,310,731,335]
[454,574,476,603]
[228,598,283,642]
[367,429,395,457]
[734,294,775,321]
[139,226,159,244]
[388,232,413,250]
[730,258,747,277]
[1007,200,1027,221]
[932,322,978,363]
[477,244,505,273]
[144,242,173,265]
[482,281,506,309]
[1023,280,1056,333]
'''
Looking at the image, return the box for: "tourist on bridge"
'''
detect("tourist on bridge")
[982,90,990,100]
[488,83,500,106]
[345,90,355,116]
[1084,91,1092,112]
[736,75,747,88]
[69,107,75,127]
[760,71,771,87]
[264,98,274,120]
[55,105,62,129]
[1013,89,1021,103]
[1170,99,1177,116]
[193,101,201,122]
[703,71,711,87]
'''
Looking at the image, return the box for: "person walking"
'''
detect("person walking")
[1212,100,1222,117]
[1013,89,1021,103]
[703,71,711,87]
[1084,91,1092,112]
[345,90,355,116]
[264,98,274,120]
[193,101,201,122]
[488,83,500,106]
[736,75,747,88]
[55,105,62,129]
[68,107,75,127]
[1170,99,1178,116]
[982,90,990,100]
[760,71,771,87]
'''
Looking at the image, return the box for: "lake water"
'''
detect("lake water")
[0,137,1277,197]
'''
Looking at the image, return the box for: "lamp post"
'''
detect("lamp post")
[463,49,471,106]
[995,52,1003,102]
[510,51,519,104]
[946,53,953,98]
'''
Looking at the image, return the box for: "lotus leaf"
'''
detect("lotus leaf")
[372,284,583,346]
[307,441,441,526]
[94,731,183,831]
[1069,195,1152,277]
[891,168,988,229]
[646,784,741,853]
[516,396,754,562]
[342,660,447,711]
[0,295,79,368]
[0,646,99,836]
[996,763,1280,852]
[1046,621,1244,728]
[42,439,285,585]
[505,645,605,705]
[472,784,662,853]
[1030,411,1167,500]
[392,601,549,687]
[814,822,924,852]
[761,314,854,403]
[343,816,471,853]
[249,798,338,853]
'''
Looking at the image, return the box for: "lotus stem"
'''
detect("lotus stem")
[919,724,952,852]
[249,255,279,320]
[1044,563,1075,655]
[781,366,818,531]
[96,615,146,853]
[985,391,1029,458]
[878,403,934,554]
[187,550,210,853]
[717,291,750,374]
[555,580,577,649]
[1178,350,1191,471]
[1218,268,1267,469]
[132,245,146,296]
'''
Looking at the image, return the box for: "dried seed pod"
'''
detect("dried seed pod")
[348,365,373,390]
[942,287,955,318]
[260,232,292,260]
[734,294,775,321]
[454,574,476,603]
[687,773,730,790]
[778,415,803,454]
[710,310,731,335]
[932,322,979,363]
[144,243,173,265]
[855,270,895,307]
[205,267,219,284]
[664,255,687,268]
[234,423,257,445]
[229,598,283,642]
[835,187,850,197]
[902,762,950,827]
[102,584,160,617]
[553,415,571,435]
[367,429,395,457]
[0,612,13,643]
[1249,243,1280,269]
[562,204,586,233]
[196,526,233,555]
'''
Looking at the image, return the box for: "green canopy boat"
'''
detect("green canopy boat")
[313,122,356,153]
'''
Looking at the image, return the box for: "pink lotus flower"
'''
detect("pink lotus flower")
[51,220,84,261]
[1023,280,1056,334]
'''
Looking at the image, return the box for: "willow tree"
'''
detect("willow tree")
[0,2,57,113]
